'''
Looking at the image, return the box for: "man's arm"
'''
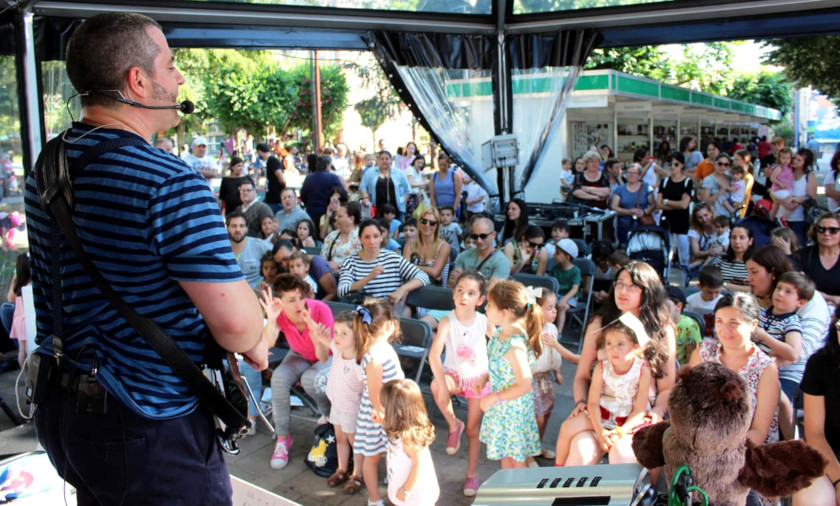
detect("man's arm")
[180,279,267,369]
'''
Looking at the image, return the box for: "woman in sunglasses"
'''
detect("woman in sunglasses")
[403,207,451,286]
[794,212,840,308]
[697,153,734,218]
[503,225,548,275]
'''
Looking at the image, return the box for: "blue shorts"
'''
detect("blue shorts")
[35,378,232,505]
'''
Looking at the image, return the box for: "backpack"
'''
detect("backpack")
[305,423,341,477]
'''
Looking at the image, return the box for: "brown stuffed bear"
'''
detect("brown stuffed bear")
[632,362,826,506]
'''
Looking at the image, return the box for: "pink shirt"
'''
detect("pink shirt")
[276,299,334,362]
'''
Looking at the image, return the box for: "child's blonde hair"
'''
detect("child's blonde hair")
[353,298,401,364]
[488,280,544,358]
[380,379,435,448]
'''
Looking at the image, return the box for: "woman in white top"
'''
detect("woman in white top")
[775,148,818,247]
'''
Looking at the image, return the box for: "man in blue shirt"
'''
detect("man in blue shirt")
[24,13,267,504]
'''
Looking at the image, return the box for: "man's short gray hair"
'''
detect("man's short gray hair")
[66,13,162,108]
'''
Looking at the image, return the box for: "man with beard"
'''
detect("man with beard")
[234,178,273,237]
[24,13,267,504]
[228,211,272,290]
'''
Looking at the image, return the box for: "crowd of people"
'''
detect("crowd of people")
[18,11,840,505]
[206,124,840,505]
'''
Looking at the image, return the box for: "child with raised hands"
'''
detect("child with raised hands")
[381,379,440,506]
[311,311,366,494]
[479,280,544,469]
[554,315,658,466]
[532,290,580,460]
[352,299,405,506]
[428,271,490,496]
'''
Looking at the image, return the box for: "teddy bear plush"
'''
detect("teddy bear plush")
[632,362,826,506]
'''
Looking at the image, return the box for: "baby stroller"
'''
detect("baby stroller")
[735,215,776,248]
[626,225,671,281]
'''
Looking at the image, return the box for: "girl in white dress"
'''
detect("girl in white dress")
[382,379,440,506]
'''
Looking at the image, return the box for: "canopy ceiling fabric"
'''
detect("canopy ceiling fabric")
[366,29,600,195]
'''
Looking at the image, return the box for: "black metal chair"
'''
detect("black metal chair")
[405,285,455,311]
[567,257,596,352]
[511,272,560,294]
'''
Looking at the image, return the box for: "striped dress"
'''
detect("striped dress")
[354,340,405,456]
[337,249,429,299]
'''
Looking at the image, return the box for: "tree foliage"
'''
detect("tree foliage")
[173,49,348,142]
[764,36,840,101]
[585,46,671,81]
[727,71,794,118]
[348,60,403,147]
[586,42,790,115]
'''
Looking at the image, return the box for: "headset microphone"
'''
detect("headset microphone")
[81,91,195,114]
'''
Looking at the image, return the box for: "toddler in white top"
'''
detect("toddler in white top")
[382,379,440,506]
[428,271,491,497]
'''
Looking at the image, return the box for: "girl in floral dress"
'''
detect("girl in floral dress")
[479,280,544,468]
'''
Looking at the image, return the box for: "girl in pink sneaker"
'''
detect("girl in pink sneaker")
[428,271,491,496]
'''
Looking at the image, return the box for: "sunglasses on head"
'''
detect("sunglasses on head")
[419,218,438,226]
[470,232,493,240]
[817,226,840,235]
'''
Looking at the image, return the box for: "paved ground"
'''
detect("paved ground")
[0,344,578,505]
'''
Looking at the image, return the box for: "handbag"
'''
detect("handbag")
[34,131,252,454]
[634,183,656,226]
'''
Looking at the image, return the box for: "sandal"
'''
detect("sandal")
[343,476,363,495]
[326,470,348,488]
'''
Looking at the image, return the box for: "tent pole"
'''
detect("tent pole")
[15,8,44,177]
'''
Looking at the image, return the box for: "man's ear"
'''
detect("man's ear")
[125,67,151,99]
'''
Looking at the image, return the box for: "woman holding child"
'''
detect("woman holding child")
[697,153,734,217]
[565,261,677,466]
[775,148,818,247]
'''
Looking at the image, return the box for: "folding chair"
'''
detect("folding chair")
[511,272,559,295]
[571,238,589,259]
[325,300,356,317]
[303,246,321,256]
[405,285,455,312]
[394,318,434,384]
[567,258,595,352]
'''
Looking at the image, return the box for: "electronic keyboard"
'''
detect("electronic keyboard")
[473,463,651,506]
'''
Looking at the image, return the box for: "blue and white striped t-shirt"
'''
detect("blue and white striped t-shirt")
[24,124,243,419]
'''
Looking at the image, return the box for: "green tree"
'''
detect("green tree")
[764,36,840,101]
[286,64,349,144]
[671,42,735,96]
[585,46,671,81]
[348,60,403,147]
[727,71,794,119]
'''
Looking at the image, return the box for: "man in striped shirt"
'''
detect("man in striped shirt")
[25,13,267,504]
